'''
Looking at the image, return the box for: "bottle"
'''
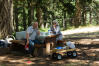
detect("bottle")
[31,41,34,46]
[30,40,34,46]
[62,46,66,49]
[48,30,51,35]
[25,44,29,50]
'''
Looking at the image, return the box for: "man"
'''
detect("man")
[50,20,62,41]
[26,22,40,57]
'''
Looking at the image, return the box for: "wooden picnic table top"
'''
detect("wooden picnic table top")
[10,34,58,45]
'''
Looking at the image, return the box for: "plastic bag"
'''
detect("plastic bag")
[66,41,75,49]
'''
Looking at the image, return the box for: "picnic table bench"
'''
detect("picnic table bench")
[10,35,58,56]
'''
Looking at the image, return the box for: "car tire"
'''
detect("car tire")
[72,51,77,58]
[52,53,57,59]
[67,51,72,57]
[56,54,62,60]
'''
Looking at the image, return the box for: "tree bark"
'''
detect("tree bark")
[63,11,67,30]
[0,0,14,38]
[14,0,18,32]
[84,11,87,25]
[82,7,86,25]
[31,6,34,23]
[23,2,26,31]
[74,0,82,27]
[36,7,43,28]
[89,9,92,24]
[27,0,32,26]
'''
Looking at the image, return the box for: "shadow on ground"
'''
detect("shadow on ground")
[0,31,99,66]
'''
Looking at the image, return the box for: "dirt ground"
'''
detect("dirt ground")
[0,38,99,66]
[0,26,99,66]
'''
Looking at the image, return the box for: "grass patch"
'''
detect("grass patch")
[40,28,49,32]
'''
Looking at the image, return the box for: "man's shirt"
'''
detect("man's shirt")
[26,26,38,40]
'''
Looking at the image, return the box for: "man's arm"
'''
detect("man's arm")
[26,27,30,45]
[37,30,40,35]
[26,33,29,45]
[50,26,56,34]
[55,26,60,34]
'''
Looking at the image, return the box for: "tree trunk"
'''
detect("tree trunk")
[14,0,18,32]
[89,10,92,24]
[27,0,32,26]
[23,2,26,31]
[63,12,67,30]
[82,7,86,25]
[0,0,14,38]
[69,17,74,26]
[36,7,43,28]
[84,11,87,25]
[96,16,99,24]
[31,6,34,23]
[74,0,82,27]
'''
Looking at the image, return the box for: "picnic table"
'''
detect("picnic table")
[10,34,58,56]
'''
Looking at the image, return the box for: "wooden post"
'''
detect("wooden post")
[43,48,46,56]
[46,42,50,55]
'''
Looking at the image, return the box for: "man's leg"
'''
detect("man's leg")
[32,40,42,56]
[28,40,35,56]
[28,40,42,56]
[33,40,42,44]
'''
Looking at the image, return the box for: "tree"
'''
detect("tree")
[27,0,32,26]
[14,0,19,31]
[0,0,14,38]
[74,0,82,27]
[12,0,97,31]
[23,1,26,30]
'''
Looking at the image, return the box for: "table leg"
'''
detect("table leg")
[46,42,50,56]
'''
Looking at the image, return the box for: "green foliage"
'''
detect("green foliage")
[13,0,98,32]
[64,3,75,15]
[40,28,49,32]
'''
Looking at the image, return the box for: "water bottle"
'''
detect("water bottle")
[62,46,66,49]
[30,40,34,46]
[48,30,51,35]
[31,41,34,46]
[25,45,29,50]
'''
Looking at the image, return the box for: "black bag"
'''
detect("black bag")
[0,41,5,48]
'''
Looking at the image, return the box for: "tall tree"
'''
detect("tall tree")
[63,10,67,30]
[0,0,14,38]
[36,0,43,28]
[89,8,92,24]
[74,0,82,27]
[27,0,32,26]
[23,1,26,30]
[14,0,19,31]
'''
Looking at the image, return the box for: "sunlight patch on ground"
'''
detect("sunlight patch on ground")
[77,39,92,44]
[93,61,99,64]
[67,59,89,64]
[38,62,47,64]
[0,56,7,61]
[90,48,99,51]
[87,53,96,57]
[9,60,23,63]
[62,26,99,35]
[93,39,99,41]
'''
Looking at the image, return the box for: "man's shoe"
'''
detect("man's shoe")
[25,54,33,58]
